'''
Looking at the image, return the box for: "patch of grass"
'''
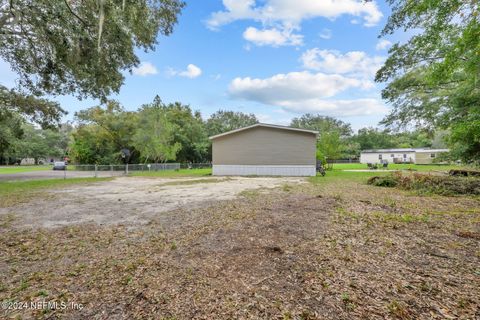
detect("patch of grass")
[131,168,212,178]
[372,211,429,223]
[0,165,51,174]
[239,189,261,198]
[0,177,112,207]
[335,207,360,220]
[36,289,49,297]
[158,178,227,187]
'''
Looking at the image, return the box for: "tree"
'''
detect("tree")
[0,107,24,164]
[290,114,353,138]
[69,124,119,164]
[376,0,480,163]
[14,124,67,164]
[316,131,345,165]
[205,110,259,137]
[353,128,394,151]
[0,85,66,128]
[1,1,184,158]
[70,101,139,164]
[133,103,181,163]
[291,114,353,163]
[0,0,185,101]
[161,99,209,162]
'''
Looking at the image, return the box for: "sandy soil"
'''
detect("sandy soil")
[0,176,306,229]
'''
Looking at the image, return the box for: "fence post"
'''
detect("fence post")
[126,163,129,175]
[94,164,98,178]
[110,164,113,176]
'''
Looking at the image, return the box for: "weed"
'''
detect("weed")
[387,300,410,319]
[341,292,350,303]
[122,275,133,285]
[372,211,428,223]
[239,189,260,198]
[36,289,49,297]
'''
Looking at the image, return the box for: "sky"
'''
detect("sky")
[0,0,404,132]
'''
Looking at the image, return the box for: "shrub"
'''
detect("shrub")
[367,176,398,187]
[368,172,480,196]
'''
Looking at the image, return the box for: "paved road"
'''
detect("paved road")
[0,170,125,181]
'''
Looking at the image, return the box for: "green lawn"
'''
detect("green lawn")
[330,163,463,172]
[310,163,468,185]
[0,165,52,174]
[0,177,112,207]
[130,164,466,180]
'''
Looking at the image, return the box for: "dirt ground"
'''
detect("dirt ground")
[0,176,306,228]
[0,175,479,319]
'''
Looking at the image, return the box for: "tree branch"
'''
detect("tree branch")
[63,0,89,27]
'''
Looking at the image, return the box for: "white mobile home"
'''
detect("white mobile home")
[360,148,449,165]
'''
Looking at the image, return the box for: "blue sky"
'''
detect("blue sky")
[1,0,401,131]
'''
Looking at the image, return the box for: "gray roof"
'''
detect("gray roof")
[209,123,319,140]
[361,148,449,154]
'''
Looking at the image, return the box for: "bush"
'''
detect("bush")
[367,176,398,187]
[368,172,480,196]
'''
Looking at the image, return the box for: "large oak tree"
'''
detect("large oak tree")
[376,0,479,163]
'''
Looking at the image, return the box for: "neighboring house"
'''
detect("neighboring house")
[360,148,450,164]
[19,158,35,165]
[209,123,318,176]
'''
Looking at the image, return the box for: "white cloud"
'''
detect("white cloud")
[300,49,384,78]
[229,71,372,102]
[228,70,386,117]
[376,39,392,51]
[243,26,303,47]
[168,64,202,79]
[319,28,332,40]
[207,0,383,30]
[227,44,389,117]
[132,62,158,76]
[278,98,388,116]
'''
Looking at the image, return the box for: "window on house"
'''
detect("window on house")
[391,154,394,157]
[431,153,436,158]
[403,154,407,158]
[378,154,382,160]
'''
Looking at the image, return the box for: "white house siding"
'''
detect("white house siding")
[360,152,415,164]
[212,165,316,177]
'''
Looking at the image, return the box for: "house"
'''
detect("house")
[209,123,318,176]
[360,148,450,164]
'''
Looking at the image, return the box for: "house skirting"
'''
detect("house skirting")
[212,165,316,177]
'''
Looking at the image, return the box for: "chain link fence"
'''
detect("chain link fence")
[52,163,211,179]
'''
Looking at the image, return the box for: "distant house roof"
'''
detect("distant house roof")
[209,123,319,140]
[361,148,450,154]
